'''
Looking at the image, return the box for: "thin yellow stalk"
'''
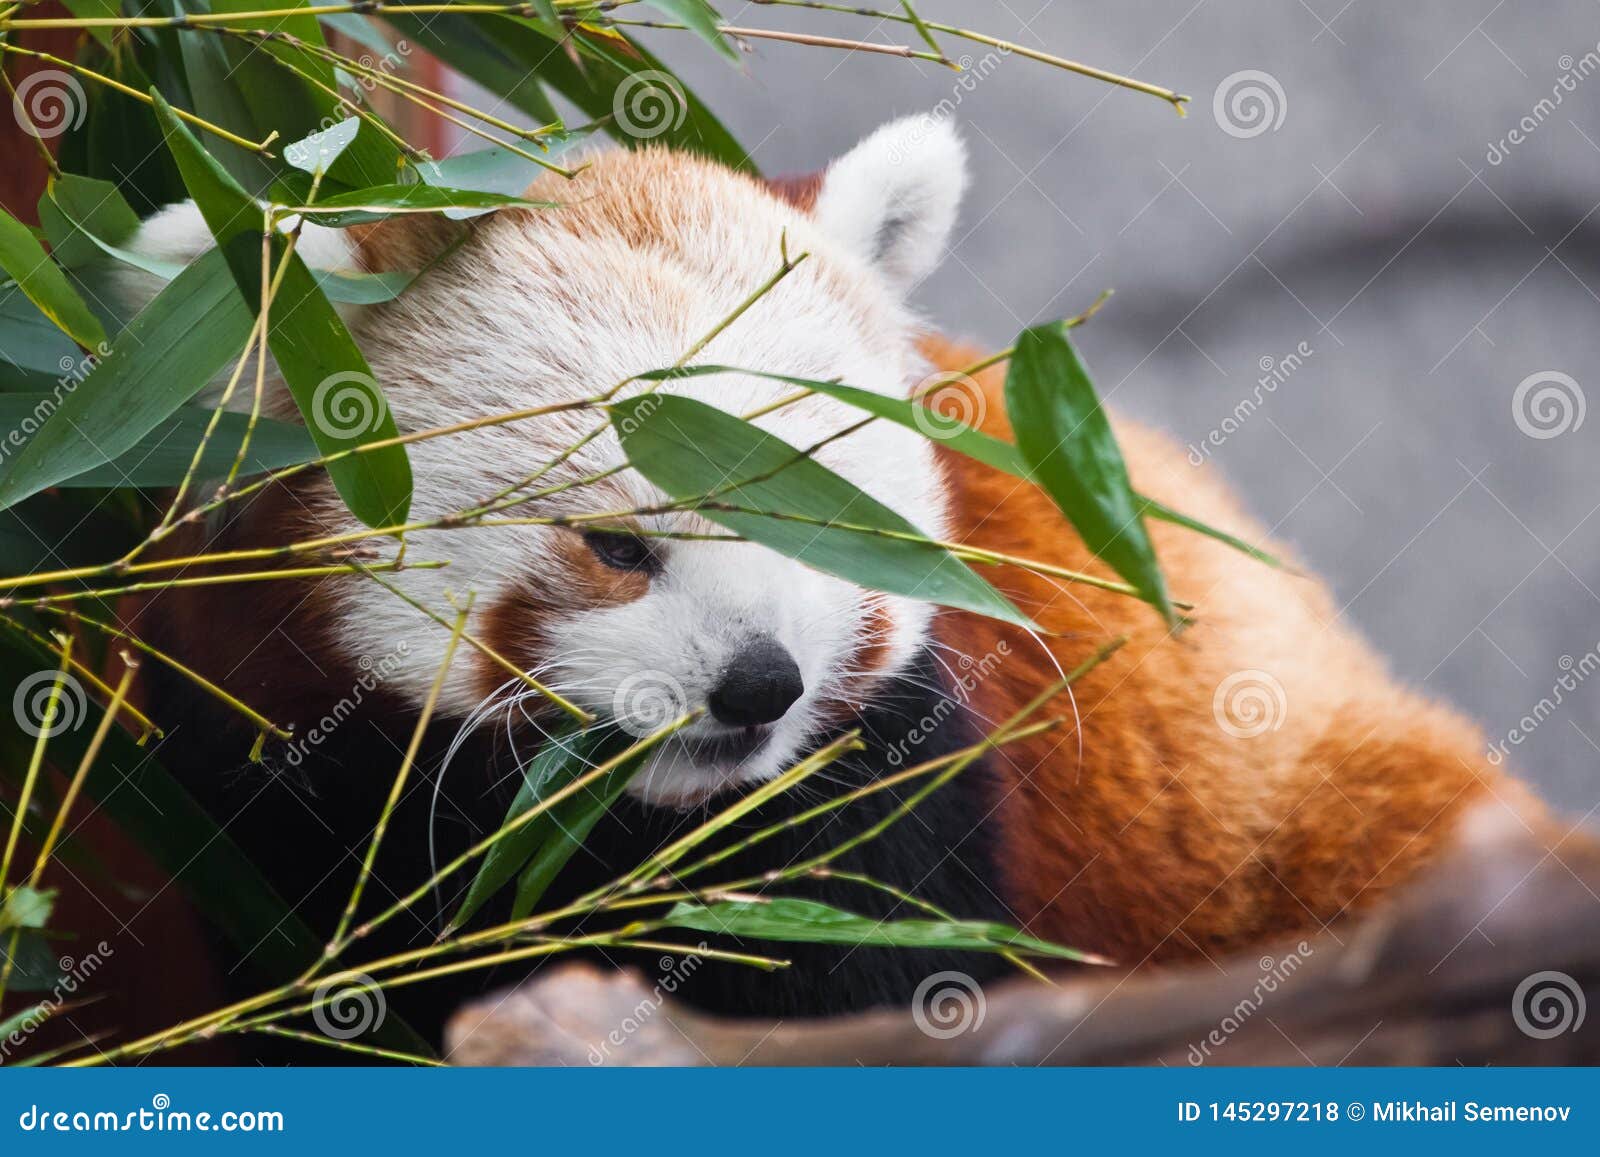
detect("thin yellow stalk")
[0,59,61,176]
[744,0,1190,111]
[26,654,138,887]
[358,566,592,723]
[0,618,158,739]
[598,730,864,898]
[0,639,72,893]
[0,641,73,1007]
[6,558,446,608]
[30,607,291,740]
[318,596,474,969]
[248,1025,445,1066]
[0,43,278,152]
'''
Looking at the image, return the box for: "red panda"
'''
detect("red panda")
[117,116,1547,1032]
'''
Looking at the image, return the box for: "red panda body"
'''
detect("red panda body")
[107,119,1554,1042]
[922,336,1541,964]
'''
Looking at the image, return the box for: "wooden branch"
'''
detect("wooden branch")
[446,808,1600,1066]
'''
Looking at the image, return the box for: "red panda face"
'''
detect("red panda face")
[125,117,969,808]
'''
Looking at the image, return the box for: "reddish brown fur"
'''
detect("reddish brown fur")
[920,336,1543,964]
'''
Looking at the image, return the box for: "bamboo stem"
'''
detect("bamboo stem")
[0,43,279,152]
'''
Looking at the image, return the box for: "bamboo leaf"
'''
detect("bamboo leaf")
[390,14,753,171]
[0,250,253,514]
[0,396,315,487]
[660,897,1097,961]
[0,210,107,352]
[644,367,1285,571]
[0,294,79,380]
[41,183,413,305]
[1005,325,1173,622]
[152,89,413,528]
[1138,495,1287,570]
[613,393,1032,627]
[452,728,607,928]
[508,746,645,920]
[293,184,559,227]
[647,1,740,63]
[0,885,56,933]
[282,116,361,176]
[37,174,142,270]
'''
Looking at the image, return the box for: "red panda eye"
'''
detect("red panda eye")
[582,530,659,573]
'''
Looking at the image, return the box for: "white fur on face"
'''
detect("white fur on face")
[124,116,969,807]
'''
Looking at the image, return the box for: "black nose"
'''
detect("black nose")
[708,637,804,727]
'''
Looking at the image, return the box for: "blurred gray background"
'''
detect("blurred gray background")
[615,3,1600,813]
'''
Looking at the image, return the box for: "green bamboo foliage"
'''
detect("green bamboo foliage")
[0,2,1219,1063]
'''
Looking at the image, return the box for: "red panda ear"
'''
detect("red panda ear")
[810,115,968,291]
[765,171,824,211]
